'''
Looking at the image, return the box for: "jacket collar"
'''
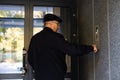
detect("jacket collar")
[43,27,54,32]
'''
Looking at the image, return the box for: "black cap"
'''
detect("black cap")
[43,14,62,23]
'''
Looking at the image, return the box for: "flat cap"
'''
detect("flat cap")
[43,14,62,23]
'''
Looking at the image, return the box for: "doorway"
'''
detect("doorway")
[0,5,72,80]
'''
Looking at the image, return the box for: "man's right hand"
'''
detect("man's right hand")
[92,44,98,53]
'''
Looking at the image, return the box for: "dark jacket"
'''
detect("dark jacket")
[28,27,93,80]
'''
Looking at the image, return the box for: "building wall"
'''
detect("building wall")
[76,0,120,80]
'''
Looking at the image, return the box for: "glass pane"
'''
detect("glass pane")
[33,7,53,35]
[0,5,24,74]
[0,5,24,18]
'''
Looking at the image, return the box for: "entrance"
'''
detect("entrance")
[0,5,71,80]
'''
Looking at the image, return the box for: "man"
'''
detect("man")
[28,14,98,80]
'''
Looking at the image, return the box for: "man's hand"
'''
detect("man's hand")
[92,44,98,53]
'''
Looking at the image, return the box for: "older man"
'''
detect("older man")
[28,14,97,80]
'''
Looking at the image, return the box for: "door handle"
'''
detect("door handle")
[21,48,27,76]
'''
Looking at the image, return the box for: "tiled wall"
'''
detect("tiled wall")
[76,0,120,80]
[109,0,120,80]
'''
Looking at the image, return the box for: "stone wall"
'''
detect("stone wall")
[76,0,120,80]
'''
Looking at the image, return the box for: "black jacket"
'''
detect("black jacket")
[28,27,93,80]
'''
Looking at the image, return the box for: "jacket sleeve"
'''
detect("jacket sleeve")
[54,34,94,56]
[27,38,34,69]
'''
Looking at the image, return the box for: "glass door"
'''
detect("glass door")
[0,5,24,80]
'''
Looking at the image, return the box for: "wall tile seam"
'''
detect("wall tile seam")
[92,0,95,80]
[107,0,111,80]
